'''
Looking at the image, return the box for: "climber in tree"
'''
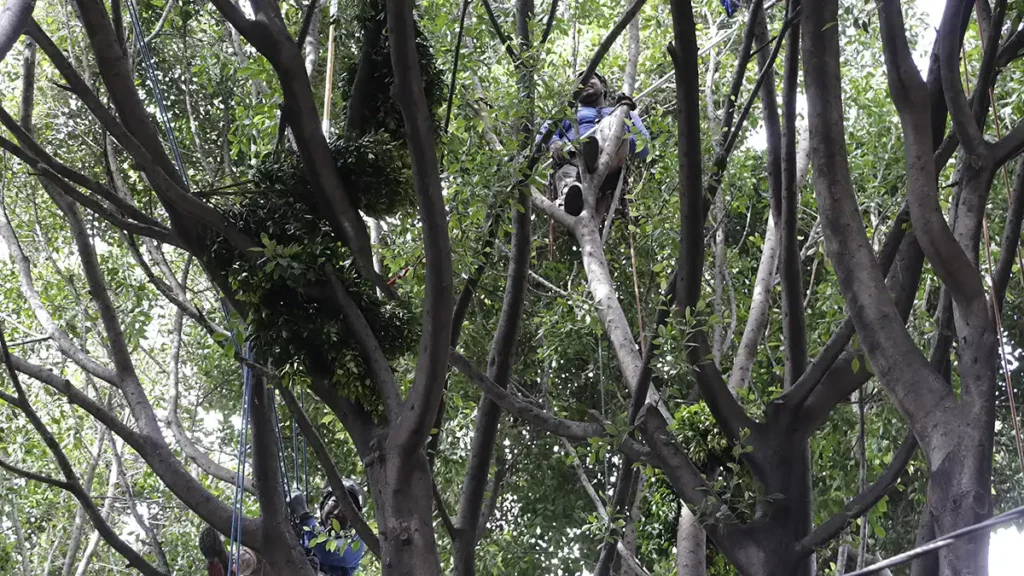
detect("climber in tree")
[540,71,651,217]
[288,480,366,576]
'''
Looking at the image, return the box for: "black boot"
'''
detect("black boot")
[199,525,229,576]
[563,183,584,216]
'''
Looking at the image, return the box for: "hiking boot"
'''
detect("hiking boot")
[199,525,228,576]
[563,183,584,217]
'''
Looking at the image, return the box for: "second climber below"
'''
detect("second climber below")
[540,71,651,218]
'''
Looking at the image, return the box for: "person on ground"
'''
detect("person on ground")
[540,71,651,217]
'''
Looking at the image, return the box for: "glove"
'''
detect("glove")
[288,490,312,520]
[550,140,573,164]
[615,93,637,111]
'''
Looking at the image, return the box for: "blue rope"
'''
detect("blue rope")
[291,409,298,494]
[228,342,254,575]
[123,0,192,192]
[271,387,291,499]
[301,389,309,499]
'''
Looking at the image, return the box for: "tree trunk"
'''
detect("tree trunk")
[675,504,705,576]
[249,375,315,575]
[926,429,993,576]
[370,448,443,576]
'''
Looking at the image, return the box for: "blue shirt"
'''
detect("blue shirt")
[300,517,365,576]
[539,106,651,160]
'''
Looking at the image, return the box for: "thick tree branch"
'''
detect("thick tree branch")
[478,0,518,62]
[247,373,316,575]
[718,1,762,145]
[387,0,454,455]
[669,0,702,314]
[0,105,165,231]
[783,204,910,410]
[992,121,1024,167]
[454,166,532,572]
[882,0,996,429]
[803,0,956,458]
[209,0,385,293]
[779,0,806,386]
[9,354,141,447]
[0,0,32,64]
[880,0,988,311]
[539,0,558,45]
[0,455,72,491]
[344,14,385,137]
[0,134,176,245]
[938,0,987,159]
[728,213,778,391]
[28,21,253,254]
[578,0,647,92]
[324,265,401,420]
[993,155,1024,307]
[454,7,535,564]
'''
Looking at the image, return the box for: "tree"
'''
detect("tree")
[1,0,1023,575]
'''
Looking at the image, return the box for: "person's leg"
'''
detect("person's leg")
[596,168,624,225]
[554,162,584,216]
[198,525,228,576]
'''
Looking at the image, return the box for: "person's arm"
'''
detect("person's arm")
[628,111,651,160]
[298,516,320,551]
[537,120,562,146]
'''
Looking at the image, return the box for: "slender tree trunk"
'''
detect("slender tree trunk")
[3,496,32,576]
[72,456,119,576]
[303,0,321,81]
[109,438,170,573]
[729,213,778,391]
[452,0,534,572]
[713,189,727,365]
[42,527,64,576]
[61,426,110,576]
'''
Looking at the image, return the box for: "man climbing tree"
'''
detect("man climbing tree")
[289,482,366,576]
[541,71,650,217]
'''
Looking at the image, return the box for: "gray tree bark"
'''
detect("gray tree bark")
[675,505,705,576]
[72,456,118,576]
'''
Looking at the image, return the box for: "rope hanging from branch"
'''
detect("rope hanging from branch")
[123,0,191,192]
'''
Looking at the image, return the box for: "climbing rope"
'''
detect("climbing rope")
[271,386,292,499]
[124,0,192,192]
[228,341,254,575]
[301,388,309,499]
